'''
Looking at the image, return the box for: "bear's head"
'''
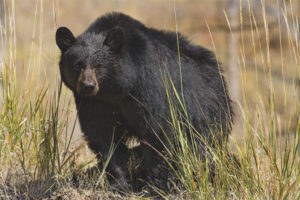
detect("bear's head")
[56,26,124,97]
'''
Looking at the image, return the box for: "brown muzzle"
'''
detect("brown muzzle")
[77,68,99,95]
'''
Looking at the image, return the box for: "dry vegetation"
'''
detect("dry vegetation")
[0,0,299,199]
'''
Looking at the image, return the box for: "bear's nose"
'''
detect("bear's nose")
[82,81,95,92]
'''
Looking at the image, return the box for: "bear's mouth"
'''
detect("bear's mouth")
[78,90,98,97]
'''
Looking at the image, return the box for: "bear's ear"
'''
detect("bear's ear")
[103,27,124,53]
[56,27,76,52]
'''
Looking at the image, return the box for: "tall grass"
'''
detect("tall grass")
[0,0,86,198]
[160,1,300,199]
[0,0,299,199]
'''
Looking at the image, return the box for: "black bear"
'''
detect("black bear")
[56,12,233,193]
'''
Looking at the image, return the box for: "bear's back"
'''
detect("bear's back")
[84,12,218,70]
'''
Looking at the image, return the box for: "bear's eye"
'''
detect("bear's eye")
[74,64,83,72]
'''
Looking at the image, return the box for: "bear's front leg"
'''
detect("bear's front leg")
[106,143,131,191]
[89,140,131,191]
[135,142,171,194]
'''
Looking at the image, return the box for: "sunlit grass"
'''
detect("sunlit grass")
[158,0,300,199]
[0,0,299,199]
[0,0,87,198]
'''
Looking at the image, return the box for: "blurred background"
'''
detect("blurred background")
[0,2,299,198]
[0,0,299,156]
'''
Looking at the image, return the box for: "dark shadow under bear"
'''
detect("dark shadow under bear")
[56,12,233,194]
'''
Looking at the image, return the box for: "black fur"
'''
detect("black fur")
[56,12,233,194]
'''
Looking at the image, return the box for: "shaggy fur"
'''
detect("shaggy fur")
[56,12,233,193]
